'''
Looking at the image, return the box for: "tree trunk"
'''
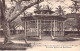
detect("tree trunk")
[2,20,13,44]
[0,0,43,44]
[0,0,13,44]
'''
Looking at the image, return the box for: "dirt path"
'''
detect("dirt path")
[0,37,80,51]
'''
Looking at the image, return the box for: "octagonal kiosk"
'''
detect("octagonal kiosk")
[21,9,66,40]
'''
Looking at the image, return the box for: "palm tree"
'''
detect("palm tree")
[46,5,53,11]
[55,5,66,16]
[69,1,80,13]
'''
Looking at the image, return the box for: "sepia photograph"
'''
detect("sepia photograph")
[0,0,80,51]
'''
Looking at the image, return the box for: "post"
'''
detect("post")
[35,20,37,34]
[62,21,64,36]
[51,20,54,39]
[54,20,56,36]
[24,21,27,44]
[37,20,39,36]
[59,21,61,36]
[39,20,42,39]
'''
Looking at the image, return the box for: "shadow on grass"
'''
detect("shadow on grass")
[27,37,40,41]
[0,42,31,50]
[13,36,40,41]
[52,37,80,42]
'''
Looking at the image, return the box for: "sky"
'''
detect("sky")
[5,0,80,14]
[27,0,73,13]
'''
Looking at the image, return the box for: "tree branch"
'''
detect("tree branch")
[8,0,43,22]
[6,0,22,19]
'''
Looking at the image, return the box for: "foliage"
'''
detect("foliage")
[0,0,43,44]
[64,18,76,30]
[46,5,53,10]
[55,5,66,16]
[69,0,80,32]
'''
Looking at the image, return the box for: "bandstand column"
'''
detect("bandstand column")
[24,21,27,44]
[51,20,54,39]
[59,21,61,36]
[62,21,64,36]
[39,20,42,39]
[37,20,39,36]
[54,20,56,36]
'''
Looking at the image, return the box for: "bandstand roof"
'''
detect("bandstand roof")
[34,10,54,14]
[21,14,67,21]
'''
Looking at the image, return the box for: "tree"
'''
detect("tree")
[55,5,66,16]
[75,15,80,33]
[69,0,80,34]
[0,0,43,44]
[64,18,77,31]
[0,0,12,44]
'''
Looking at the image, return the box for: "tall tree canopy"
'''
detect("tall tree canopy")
[0,0,43,44]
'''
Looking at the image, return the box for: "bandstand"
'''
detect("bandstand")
[21,7,66,40]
